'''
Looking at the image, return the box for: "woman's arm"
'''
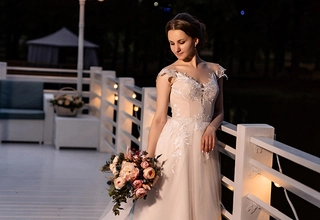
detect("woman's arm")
[146,74,171,157]
[201,78,224,153]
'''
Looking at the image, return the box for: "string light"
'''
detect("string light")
[114,84,118,89]
[114,94,118,101]
[132,93,137,99]
[133,106,139,112]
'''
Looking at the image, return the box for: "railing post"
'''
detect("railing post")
[98,70,116,153]
[115,78,135,154]
[89,66,103,117]
[140,87,156,151]
[233,124,275,220]
[0,62,7,79]
[89,67,117,152]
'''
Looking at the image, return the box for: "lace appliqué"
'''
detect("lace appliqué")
[172,72,219,104]
[215,64,228,80]
[170,118,192,173]
[157,68,177,85]
[194,113,210,131]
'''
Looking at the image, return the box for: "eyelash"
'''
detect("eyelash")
[170,41,185,46]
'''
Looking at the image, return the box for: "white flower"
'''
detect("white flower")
[113,156,119,164]
[120,161,139,181]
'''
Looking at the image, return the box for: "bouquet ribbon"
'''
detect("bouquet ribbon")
[129,201,137,220]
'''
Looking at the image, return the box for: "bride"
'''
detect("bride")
[100,12,227,220]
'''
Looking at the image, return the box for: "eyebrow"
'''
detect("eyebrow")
[168,39,185,42]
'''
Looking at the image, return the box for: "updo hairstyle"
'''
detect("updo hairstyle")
[165,13,208,48]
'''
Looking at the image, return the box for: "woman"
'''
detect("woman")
[100,12,227,220]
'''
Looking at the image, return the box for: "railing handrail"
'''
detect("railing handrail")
[251,136,320,172]
[6,74,91,84]
[7,65,90,73]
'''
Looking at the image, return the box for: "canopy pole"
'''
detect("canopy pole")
[77,0,85,95]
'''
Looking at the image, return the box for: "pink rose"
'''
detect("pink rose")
[132,180,143,189]
[114,177,126,189]
[143,167,156,179]
[135,188,147,199]
[140,161,149,169]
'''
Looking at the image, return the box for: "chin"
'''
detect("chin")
[175,54,187,60]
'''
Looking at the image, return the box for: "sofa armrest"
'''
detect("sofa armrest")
[43,93,54,144]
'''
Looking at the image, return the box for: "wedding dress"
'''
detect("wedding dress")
[100,64,226,220]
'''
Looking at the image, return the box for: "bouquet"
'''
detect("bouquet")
[100,149,163,216]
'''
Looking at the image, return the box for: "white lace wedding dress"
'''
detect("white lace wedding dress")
[100,65,226,220]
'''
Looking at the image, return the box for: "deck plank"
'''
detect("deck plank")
[0,143,112,220]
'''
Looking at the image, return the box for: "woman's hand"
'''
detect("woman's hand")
[201,125,217,153]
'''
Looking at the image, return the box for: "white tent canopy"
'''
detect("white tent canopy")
[27,27,99,69]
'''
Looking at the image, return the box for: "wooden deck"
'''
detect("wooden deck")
[0,143,112,219]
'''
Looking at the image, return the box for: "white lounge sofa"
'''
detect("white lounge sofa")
[0,80,54,144]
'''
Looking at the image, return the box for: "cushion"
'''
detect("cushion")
[0,80,44,110]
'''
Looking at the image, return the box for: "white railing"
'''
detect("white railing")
[0,62,91,97]
[0,62,319,220]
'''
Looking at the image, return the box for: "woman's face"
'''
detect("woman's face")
[168,30,197,61]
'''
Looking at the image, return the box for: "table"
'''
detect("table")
[54,115,99,150]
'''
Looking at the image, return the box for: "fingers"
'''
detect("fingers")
[201,136,215,153]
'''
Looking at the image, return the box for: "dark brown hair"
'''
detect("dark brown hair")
[165,13,208,48]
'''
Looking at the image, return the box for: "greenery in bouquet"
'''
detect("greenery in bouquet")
[50,94,84,112]
[100,149,163,216]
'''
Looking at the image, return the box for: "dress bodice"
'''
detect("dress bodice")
[158,65,226,129]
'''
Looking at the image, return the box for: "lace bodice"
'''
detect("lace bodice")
[158,64,227,130]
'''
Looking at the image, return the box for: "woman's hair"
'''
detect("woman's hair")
[165,13,208,48]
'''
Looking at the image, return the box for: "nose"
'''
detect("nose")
[175,44,181,53]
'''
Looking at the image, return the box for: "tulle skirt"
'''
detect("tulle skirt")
[100,118,221,220]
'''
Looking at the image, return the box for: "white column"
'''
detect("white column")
[77,0,85,95]
[233,124,275,220]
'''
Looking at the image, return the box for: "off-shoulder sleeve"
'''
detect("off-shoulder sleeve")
[214,64,228,80]
[156,68,177,85]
